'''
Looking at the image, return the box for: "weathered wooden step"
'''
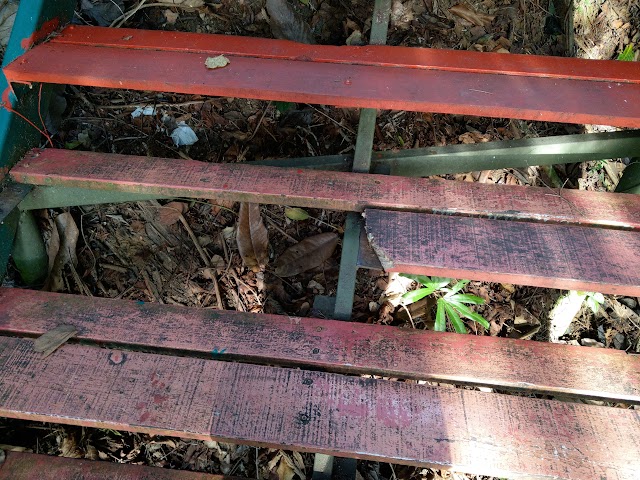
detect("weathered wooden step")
[0,451,232,480]
[0,288,638,403]
[0,335,639,480]
[3,25,640,127]
[11,149,640,229]
[365,209,640,296]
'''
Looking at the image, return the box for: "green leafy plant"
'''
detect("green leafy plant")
[582,291,605,314]
[401,275,490,333]
[617,44,635,62]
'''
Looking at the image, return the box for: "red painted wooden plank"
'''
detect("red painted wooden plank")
[3,28,639,127]
[1,288,638,403]
[365,209,640,296]
[11,148,640,230]
[1,337,639,479]
[50,26,640,84]
[0,451,232,480]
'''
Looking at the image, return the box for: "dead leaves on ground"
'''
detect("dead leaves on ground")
[156,201,188,226]
[237,202,269,272]
[449,4,495,28]
[267,450,306,480]
[45,212,80,292]
[266,0,315,44]
[273,232,338,277]
[237,204,339,277]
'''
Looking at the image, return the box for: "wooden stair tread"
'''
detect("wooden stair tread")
[365,209,640,296]
[11,148,640,229]
[3,26,640,127]
[0,451,232,480]
[1,288,638,402]
[1,335,639,479]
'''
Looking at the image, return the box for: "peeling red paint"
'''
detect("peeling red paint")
[20,18,60,51]
[1,85,14,109]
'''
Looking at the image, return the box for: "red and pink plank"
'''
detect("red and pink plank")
[0,288,638,403]
[4,25,640,127]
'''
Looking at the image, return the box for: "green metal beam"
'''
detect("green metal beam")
[19,186,169,211]
[333,0,391,322]
[313,2,391,478]
[373,129,640,177]
[260,130,640,177]
[0,0,76,281]
[0,183,31,280]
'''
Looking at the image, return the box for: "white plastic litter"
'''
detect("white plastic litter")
[131,106,156,118]
[170,122,198,146]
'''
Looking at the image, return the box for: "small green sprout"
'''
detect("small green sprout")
[617,44,635,62]
[400,275,490,334]
[580,291,605,314]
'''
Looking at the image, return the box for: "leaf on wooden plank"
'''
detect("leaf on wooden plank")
[266,0,315,44]
[449,4,494,27]
[274,232,338,277]
[205,55,230,69]
[44,212,79,292]
[156,201,188,226]
[33,324,77,358]
[237,202,269,272]
[285,207,310,221]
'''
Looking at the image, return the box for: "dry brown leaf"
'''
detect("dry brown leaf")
[276,457,296,480]
[449,4,494,27]
[163,9,179,24]
[266,0,315,44]
[60,433,83,458]
[201,255,226,278]
[237,203,269,272]
[273,232,338,277]
[33,324,77,357]
[157,201,188,226]
[44,212,79,292]
[163,0,204,7]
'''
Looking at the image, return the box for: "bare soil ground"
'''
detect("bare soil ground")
[1,1,639,479]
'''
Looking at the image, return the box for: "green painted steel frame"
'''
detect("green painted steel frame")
[0,0,76,281]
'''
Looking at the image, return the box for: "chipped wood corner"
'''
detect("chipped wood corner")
[363,210,393,272]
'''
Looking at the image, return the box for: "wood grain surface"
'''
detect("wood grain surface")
[0,451,233,480]
[3,26,639,127]
[11,149,640,230]
[49,26,640,84]
[1,288,638,403]
[365,209,640,296]
[0,336,639,479]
